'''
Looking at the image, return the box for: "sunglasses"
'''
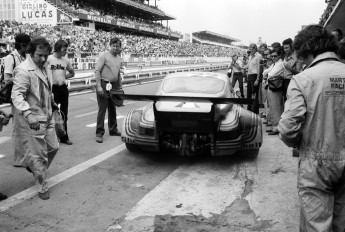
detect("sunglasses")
[271,55,278,58]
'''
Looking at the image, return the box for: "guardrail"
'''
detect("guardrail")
[0,63,228,110]
[67,62,228,92]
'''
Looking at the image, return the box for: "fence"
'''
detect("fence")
[67,62,229,92]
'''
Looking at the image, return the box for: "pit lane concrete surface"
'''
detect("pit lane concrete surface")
[0,70,299,232]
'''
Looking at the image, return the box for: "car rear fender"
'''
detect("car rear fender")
[121,108,144,144]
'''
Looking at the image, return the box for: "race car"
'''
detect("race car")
[117,72,262,157]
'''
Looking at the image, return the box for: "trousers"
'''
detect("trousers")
[52,84,70,141]
[231,72,244,98]
[96,80,118,136]
[246,74,259,114]
[298,154,345,232]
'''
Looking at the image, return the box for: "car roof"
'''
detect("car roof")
[164,71,229,82]
[158,71,232,98]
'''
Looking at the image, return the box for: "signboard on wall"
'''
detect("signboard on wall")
[19,0,57,25]
[57,9,72,24]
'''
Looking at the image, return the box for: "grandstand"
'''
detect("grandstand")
[192,31,240,49]
[0,0,242,58]
[47,0,181,40]
[319,0,345,33]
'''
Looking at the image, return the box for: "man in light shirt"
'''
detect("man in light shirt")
[243,43,262,114]
[94,37,123,143]
[47,40,75,145]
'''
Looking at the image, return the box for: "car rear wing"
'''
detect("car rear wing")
[113,94,254,105]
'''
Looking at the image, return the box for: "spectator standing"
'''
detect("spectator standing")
[95,37,123,143]
[47,39,75,145]
[0,108,11,201]
[261,49,272,120]
[278,24,345,231]
[11,37,59,200]
[3,33,31,167]
[282,38,301,102]
[229,54,244,98]
[243,43,262,114]
[266,48,284,135]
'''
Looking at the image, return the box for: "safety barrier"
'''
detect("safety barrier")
[67,62,229,92]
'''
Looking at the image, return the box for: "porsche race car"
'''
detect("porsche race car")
[117,72,262,157]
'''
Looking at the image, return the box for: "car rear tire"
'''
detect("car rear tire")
[125,143,140,152]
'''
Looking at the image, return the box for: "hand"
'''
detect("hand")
[0,113,11,125]
[26,114,40,131]
[52,102,59,111]
[96,85,104,97]
[254,79,259,86]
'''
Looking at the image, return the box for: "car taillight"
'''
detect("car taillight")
[138,127,154,136]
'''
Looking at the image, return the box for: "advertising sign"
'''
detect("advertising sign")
[19,0,57,25]
[139,26,154,33]
[157,29,168,36]
[86,14,112,24]
[57,9,72,24]
[117,21,136,29]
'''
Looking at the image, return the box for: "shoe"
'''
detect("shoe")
[60,139,73,145]
[266,129,273,133]
[109,130,121,136]
[266,123,272,127]
[26,166,32,173]
[96,136,103,143]
[38,190,50,200]
[0,193,7,201]
[268,131,279,135]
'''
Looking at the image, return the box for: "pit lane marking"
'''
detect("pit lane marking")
[86,116,124,127]
[74,110,98,118]
[0,136,11,145]
[74,102,135,119]
[0,144,126,212]
[112,163,245,231]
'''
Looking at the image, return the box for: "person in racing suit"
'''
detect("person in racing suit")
[278,24,345,232]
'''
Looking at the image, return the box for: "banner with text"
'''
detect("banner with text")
[19,0,57,25]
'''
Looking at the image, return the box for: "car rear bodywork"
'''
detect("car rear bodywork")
[121,72,262,157]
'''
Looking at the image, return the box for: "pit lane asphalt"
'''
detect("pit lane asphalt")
[0,70,299,232]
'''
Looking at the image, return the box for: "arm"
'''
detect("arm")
[283,56,299,75]
[254,55,262,85]
[94,53,106,96]
[65,59,75,79]
[11,68,40,131]
[278,77,306,147]
[3,55,14,83]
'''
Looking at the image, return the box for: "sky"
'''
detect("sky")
[156,0,327,46]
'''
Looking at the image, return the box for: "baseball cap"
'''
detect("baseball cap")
[15,33,31,44]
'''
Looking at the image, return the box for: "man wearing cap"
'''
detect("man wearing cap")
[3,33,31,167]
[94,37,123,143]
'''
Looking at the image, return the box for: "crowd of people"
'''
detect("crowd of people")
[52,0,177,34]
[0,20,240,58]
[227,26,345,232]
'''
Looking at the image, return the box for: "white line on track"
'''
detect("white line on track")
[74,102,135,119]
[0,136,11,145]
[0,154,5,159]
[0,144,126,212]
[86,116,124,127]
[74,110,98,118]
